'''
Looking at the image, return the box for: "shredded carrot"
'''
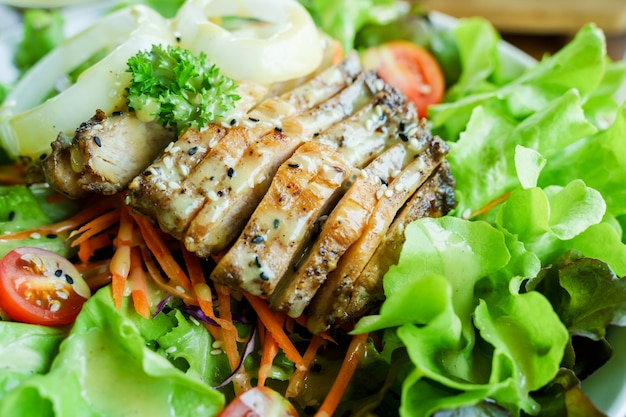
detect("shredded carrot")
[257,329,280,387]
[469,191,511,219]
[109,206,134,310]
[140,245,195,304]
[76,231,113,264]
[128,247,151,318]
[315,332,369,417]
[181,246,236,332]
[216,284,241,372]
[46,192,69,205]
[69,210,120,246]
[132,213,192,294]
[0,164,26,185]
[286,335,325,398]
[243,293,305,369]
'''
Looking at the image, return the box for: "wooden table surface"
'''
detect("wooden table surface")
[420,0,626,61]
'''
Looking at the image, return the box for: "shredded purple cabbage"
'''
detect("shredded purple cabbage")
[151,295,173,318]
[212,324,257,389]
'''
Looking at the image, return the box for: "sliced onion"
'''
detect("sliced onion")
[0,5,175,159]
[172,0,323,84]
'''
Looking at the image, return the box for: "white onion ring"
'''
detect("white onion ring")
[172,0,323,84]
[0,5,175,159]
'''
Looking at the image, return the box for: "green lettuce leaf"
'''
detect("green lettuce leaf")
[540,104,626,218]
[448,90,596,218]
[0,288,225,417]
[355,217,568,416]
[430,23,606,141]
[0,322,66,403]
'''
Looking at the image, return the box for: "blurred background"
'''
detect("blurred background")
[419,0,626,60]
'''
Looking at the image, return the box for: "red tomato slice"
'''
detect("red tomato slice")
[361,40,445,119]
[0,247,91,326]
[218,387,298,417]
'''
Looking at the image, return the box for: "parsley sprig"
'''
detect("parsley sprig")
[126,44,240,133]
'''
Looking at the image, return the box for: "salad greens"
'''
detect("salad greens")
[1,1,626,416]
[0,287,225,416]
[0,185,79,257]
[14,9,64,75]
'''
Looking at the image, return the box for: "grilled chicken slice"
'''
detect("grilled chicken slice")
[125,125,229,238]
[210,141,350,297]
[269,143,408,317]
[345,161,456,320]
[128,54,362,251]
[42,110,176,198]
[267,89,411,316]
[184,69,377,257]
[307,127,450,333]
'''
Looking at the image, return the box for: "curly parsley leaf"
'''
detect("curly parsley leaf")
[126,44,240,133]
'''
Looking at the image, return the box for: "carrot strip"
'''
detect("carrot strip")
[181,247,236,332]
[0,196,119,241]
[77,230,114,264]
[243,293,305,369]
[258,330,280,387]
[216,284,241,372]
[128,247,151,318]
[70,210,120,246]
[76,259,112,291]
[469,191,511,219]
[316,333,369,417]
[286,334,325,398]
[132,213,192,294]
[140,245,195,304]
[109,206,134,310]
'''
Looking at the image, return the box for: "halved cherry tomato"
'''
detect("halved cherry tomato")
[0,247,91,326]
[218,386,298,417]
[361,40,445,119]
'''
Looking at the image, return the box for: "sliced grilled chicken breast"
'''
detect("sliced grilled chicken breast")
[307,127,450,333]
[345,161,456,320]
[42,110,176,198]
[128,54,362,252]
[184,69,376,257]
[269,143,407,317]
[210,141,350,297]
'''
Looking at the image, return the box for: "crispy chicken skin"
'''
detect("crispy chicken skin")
[42,109,176,198]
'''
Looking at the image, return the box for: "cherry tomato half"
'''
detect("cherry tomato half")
[0,247,91,326]
[218,387,298,417]
[361,40,445,119]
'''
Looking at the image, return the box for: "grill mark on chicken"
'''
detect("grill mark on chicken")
[129,54,362,252]
[268,95,414,317]
[184,70,376,257]
[42,110,176,198]
[210,141,350,297]
[345,161,456,320]
[125,125,228,238]
[306,130,450,333]
[120,54,456,329]
[269,143,408,317]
